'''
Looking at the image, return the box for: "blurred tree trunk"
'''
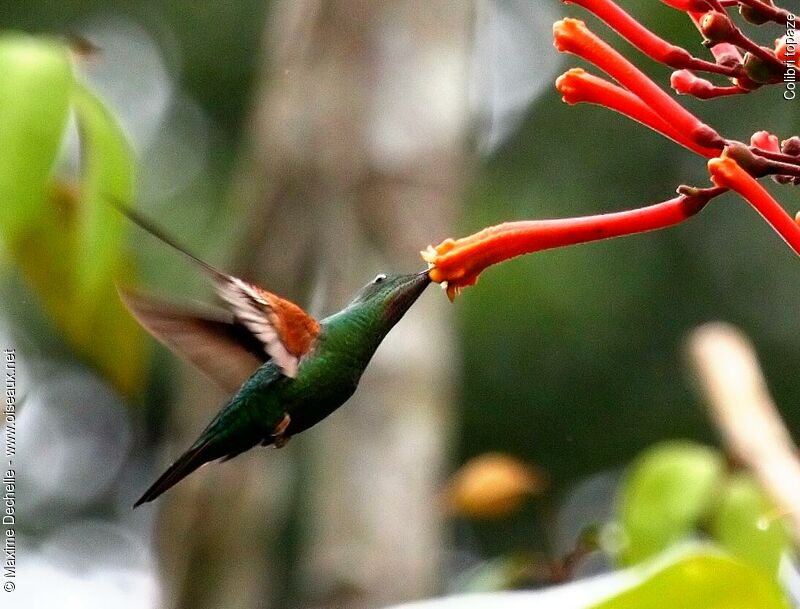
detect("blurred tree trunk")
[159,2,473,609]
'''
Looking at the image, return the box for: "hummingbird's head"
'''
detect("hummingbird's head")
[348,269,431,328]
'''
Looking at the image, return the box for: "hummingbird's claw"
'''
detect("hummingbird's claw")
[272,413,291,448]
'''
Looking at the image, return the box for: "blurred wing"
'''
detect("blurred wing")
[119,288,267,393]
[111,203,319,378]
[214,276,320,378]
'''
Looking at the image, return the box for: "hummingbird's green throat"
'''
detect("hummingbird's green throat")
[116,205,431,507]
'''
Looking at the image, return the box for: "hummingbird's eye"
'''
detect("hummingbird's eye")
[373,273,387,284]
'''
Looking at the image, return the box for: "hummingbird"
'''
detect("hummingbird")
[117,206,431,507]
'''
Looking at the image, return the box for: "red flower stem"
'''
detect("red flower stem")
[728,32,783,68]
[683,82,747,98]
[748,147,800,166]
[671,69,750,98]
[557,69,722,157]
[553,19,726,150]
[563,0,738,76]
[709,156,800,256]
[761,160,800,179]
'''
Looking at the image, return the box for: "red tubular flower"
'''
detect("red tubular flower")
[708,154,800,256]
[553,19,725,150]
[422,191,721,300]
[557,68,721,156]
[564,0,736,76]
[565,0,692,66]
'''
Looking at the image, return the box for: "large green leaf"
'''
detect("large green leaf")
[591,552,790,609]
[617,441,724,564]
[71,84,131,318]
[0,34,146,394]
[0,33,73,242]
[68,83,144,394]
[711,473,791,574]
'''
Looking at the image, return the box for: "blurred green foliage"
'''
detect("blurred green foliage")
[591,552,790,609]
[595,441,792,607]
[0,33,144,393]
[712,473,791,574]
[617,441,724,565]
[611,441,791,573]
[455,441,792,599]
[0,34,72,239]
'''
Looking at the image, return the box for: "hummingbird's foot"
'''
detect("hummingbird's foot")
[272,413,291,449]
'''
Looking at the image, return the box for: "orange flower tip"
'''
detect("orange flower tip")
[750,131,780,153]
[556,69,581,103]
[552,18,588,53]
[707,155,741,189]
[795,210,800,226]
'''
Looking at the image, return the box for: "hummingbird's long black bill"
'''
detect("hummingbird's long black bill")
[381,270,431,327]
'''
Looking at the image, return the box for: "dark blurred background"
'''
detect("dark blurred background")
[2,1,799,608]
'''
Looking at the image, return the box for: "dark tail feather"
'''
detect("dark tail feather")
[134,404,265,508]
[134,438,222,507]
[109,198,227,281]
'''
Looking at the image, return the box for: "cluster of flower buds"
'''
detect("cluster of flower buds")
[423,0,800,300]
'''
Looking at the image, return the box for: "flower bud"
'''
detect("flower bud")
[743,51,784,84]
[740,0,775,25]
[443,453,546,519]
[751,131,780,153]
[700,12,735,45]
[781,136,800,157]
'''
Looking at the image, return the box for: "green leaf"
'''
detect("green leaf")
[591,552,790,609]
[0,33,73,244]
[0,34,145,394]
[68,83,144,394]
[71,83,132,323]
[711,473,790,574]
[617,441,725,565]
